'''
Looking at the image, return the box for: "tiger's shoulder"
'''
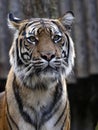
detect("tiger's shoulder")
[0,68,21,130]
[0,68,14,130]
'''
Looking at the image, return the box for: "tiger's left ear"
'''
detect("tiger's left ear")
[8,13,23,30]
[59,11,75,31]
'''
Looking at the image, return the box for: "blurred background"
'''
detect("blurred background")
[0,0,98,130]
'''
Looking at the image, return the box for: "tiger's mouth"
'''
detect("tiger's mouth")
[32,57,68,74]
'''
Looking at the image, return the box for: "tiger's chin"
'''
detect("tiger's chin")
[35,66,59,74]
[17,66,64,90]
[34,65,66,80]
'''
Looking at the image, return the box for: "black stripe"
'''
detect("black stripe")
[26,22,34,27]
[6,100,19,130]
[61,115,67,130]
[19,24,27,36]
[16,38,24,65]
[19,39,31,63]
[26,21,40,28]
[41,80,62,123]
[13,76,36,128]
[6,114,12,130]
[61,101,69,130]
[65,34,70,62]
[54,101,67,126]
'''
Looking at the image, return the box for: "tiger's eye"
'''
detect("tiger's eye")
[27,36,38,45]
[53,35,62,43]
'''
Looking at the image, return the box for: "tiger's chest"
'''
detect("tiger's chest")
[7,88,67,130]
[6,71,68,130]
[17,112,65,130]
[16,92,66,130]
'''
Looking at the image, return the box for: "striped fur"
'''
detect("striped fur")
[0,11,75,130]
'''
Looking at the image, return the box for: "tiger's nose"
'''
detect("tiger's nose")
[41,52,55,61]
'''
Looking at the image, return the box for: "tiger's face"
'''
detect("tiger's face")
[8,12,75,88]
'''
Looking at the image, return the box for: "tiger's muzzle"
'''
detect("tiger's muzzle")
[40,51,55,61]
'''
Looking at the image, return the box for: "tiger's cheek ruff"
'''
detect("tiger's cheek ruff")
[61,35,75,76]
[9,33,34,83]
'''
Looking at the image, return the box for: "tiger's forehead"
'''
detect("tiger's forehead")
[25,18,61,37]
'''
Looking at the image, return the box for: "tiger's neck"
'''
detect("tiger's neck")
[5,68,69,130]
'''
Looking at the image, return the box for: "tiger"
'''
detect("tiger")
[0,11,75,130]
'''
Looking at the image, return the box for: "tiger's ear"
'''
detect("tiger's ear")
[59,11,75,31]
[8,13,22,30]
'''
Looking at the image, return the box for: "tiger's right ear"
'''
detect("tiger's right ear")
[8,13,22,30]
[59,11,75,31]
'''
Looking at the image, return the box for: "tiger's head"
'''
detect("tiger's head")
[8,12,75,89]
